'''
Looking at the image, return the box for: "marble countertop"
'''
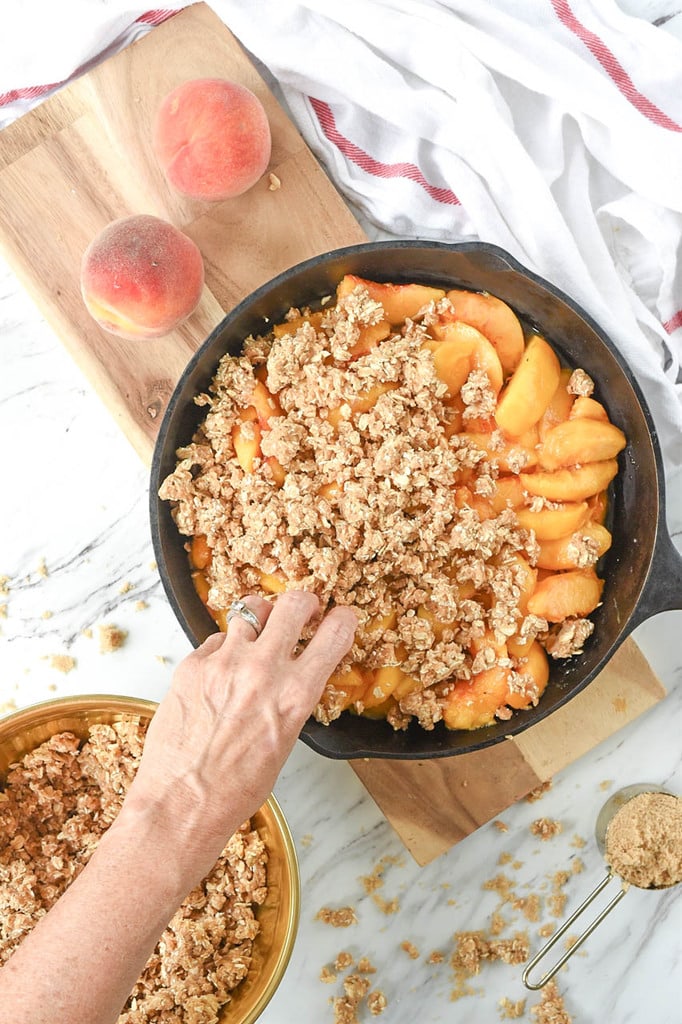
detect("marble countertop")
[1,4,682,1023]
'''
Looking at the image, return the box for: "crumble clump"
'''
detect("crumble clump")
[566,369,594,397]
[0,724,268,1024]
[530,818,563,841]
[316,906,358,928]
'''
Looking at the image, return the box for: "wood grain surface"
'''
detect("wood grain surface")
[0,2,665,866]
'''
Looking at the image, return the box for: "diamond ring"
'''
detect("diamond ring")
[226,599,263,638]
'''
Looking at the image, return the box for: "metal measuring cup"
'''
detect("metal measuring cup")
[522,783,680,990]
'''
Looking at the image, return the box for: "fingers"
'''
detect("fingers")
[256,590,322,657]
[295,605,358,687]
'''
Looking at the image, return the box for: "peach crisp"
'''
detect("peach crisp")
[159,277,626,732]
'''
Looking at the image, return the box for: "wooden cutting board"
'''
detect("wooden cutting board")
[0,2,665,866]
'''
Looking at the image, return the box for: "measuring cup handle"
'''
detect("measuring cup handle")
[522,872,627,990]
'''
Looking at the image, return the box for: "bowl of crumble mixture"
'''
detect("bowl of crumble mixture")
[0,696,300,1024]
[150,240,682,761]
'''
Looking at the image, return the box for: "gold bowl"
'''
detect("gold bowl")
[0,695,300,1023]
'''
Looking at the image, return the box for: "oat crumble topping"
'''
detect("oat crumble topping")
[566,369,594,397]
[316,906,358,928]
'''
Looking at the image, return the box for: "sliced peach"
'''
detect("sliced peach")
[445,289,525,375]
[460,432,538,473]
[272,311,324,338]
[455,485,496,520]
[319,481,342,501]
[519,460,619,502]
[363,665,406,709]
[192,570,211,607]
[506,642,549,709]
[538,368,574,441]
[442,667,512,731]
[327,666,366,711]
[588,490,609,525]
[232,408,262,473]
[349,319,391,359]
[494,335,561,437]
[336,275,445,324]
[367,608,399,634]
[490,475,526,514]
[536,523,612,571]
[417,605,456,640]
[393,671,423,701]
[265,456,286,486]
[259,570,288,594]
[426,321,504,394]
[190,534,212,570]
[570,396,609,422]
[249,379,282,425]
[515,501,590,540]
[539,419,626,470]
[506,554,537,614]
[327,381,398,429]
[527,569,604,622]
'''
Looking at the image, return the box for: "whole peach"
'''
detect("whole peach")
[153,78,272,201]
[80,214,204,340]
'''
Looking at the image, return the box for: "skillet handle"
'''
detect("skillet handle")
[629,524,682,630]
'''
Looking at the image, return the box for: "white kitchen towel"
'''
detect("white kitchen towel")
[1,0,680,464]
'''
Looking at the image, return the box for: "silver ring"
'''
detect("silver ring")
[226,599,263,637]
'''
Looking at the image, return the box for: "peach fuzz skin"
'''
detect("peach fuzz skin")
[153,78,272,201]
[80,215,204,340]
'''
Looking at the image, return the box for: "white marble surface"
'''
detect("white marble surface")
[1,4,682,1024]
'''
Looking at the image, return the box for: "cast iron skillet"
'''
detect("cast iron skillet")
[150,240,682,760]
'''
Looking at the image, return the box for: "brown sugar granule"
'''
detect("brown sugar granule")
[119,581,135,595]
[526,781,552,803]
[98,624,127,653]
[373,893,400,915]
[320,966,338,984]
[530,979,573,1023]
[334,951,354,971]
[316,906,358,928]
[357,957,377,974]
[134,600,148,612]
[0,725,267,1024]
[48,654,76,674]
[367,990,387,1016]
[37,558,48,578]
[499,996,526,1019]
[494,819,509,832]
[400,940,420,959]
[571,834,587,849]
[427,950,445,964]
[498,851,513,866]
[531,818,563,840]
[605,791,682,888]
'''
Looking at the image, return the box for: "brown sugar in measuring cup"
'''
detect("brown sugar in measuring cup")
[522,784,682,989]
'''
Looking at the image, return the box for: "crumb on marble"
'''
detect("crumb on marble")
[0,576,10,597]
[499,996,526,1019]
[98,624,128,654]
[526,781,552,803]
[0,698,17,717]
[119,581,135,595]
[494,820,509,833]
[529,980,573,1023]
[400,940,420,960]
[427,950,445,964]
[82,627,93,639]
[571,834,586,849]
[48,655,76,674]
[320,965,337,984]
[41,610,53,619]
[135,600,148,612]
[300,833,313,847]
[334,952,354,972]
[37,558,48,578]
[0,604,7,619]
[356,957,376,974]
[149,561,158,572]
[316,906,357,928]
[599,779,613,791]
[530,818,563,841]
[367,990,387,1016]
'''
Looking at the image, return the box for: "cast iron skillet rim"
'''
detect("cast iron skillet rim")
[149,239,667,760]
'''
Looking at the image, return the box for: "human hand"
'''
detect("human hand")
[120,592,356,882]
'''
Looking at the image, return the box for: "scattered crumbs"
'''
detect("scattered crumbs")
[483,874,515,903]
[538,923,555,938]
[37,558,49,578]
[564,934,579,951]
[599,779,614,791]
[334,952,354,972]
[441,882,452,890]
[372,894,399,915]
[530,818,563,841]
[48,654,76,674]
[41,610,53,619]
[356,957,376,974]
[526,781,552,803]
[0,698,17,717]
[0,575,10,596]
[451,931,529,979]
[316,907,357,928]
[513,893,542,923]
[529,980,573,1023]
[490,911,508,936]
[447,898,457,907]
[344,975,370,1002]
[149,560,158,572]
[47,683,57,692]
[359,854,403,895]
[512,860,524,871]
[267,172,281,191]
[499,995,526,1019]
[98,624,128,654]
[571,834,587,849]
[119,581,135,595]
[367,990,387,1016]
[612,697,627,713]
[498,851,513,866]
[155,655,168,664]
[0,604,7,619]
[135,600,148,612]
[427,950,445,964]
[571,858,585,875]
[332,995,359,1024]
[320,965,337,984]
[400,940,420,960]
[494,820,509,833]
[300,833,313,848]
[82,627,93,639]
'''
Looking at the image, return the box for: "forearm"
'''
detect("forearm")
[0,797,215,1024]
